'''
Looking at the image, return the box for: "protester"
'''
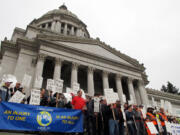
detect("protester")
[48,90,56,107]
[133,105,146,135]
[116,100,125,135]
[125,105,137,135]
[106,103,119,135]
[10,82,24,96]
[71,90,86,135]
[40,88,48,106]
[71,90,86,110]
[0,80,12,102]
[56,93,66,108]
[146,106,158,135]
[158,108,168,135]
[100,99,109,135]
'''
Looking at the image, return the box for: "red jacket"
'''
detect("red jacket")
[71,96,86,110]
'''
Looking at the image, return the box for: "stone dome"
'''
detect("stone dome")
[42,5,78,19]
[31,4,90,38]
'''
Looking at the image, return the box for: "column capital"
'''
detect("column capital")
[103,70,109,77]
[72,62,79,70]
[88,66,94,74]
[55,57,64,65]
[138,79,144,86]
[116,74,123,79]
[37,53,47,61]
[127,77,134,84]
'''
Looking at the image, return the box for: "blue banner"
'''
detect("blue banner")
[0,102,83,133]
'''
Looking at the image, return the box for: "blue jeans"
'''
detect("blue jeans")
[119,123,125,135]
[109,119,119,135]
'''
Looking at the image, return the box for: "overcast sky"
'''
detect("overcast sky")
[0,0,179,90]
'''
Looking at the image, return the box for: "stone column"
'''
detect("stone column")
[53,58,63,80]
[71,62,79,88]
[55,21,61,33]
[138,80,149,105]
[70,26,74,35]
[33,54,46,87]
[64,23,67,35]
[127,77,137,104]
[87,66,94,96]
[102,71,109,94]
[51,21,56,31]
[116,74,124,104]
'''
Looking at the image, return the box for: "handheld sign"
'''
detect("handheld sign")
[113,92,119,102]
[165,121,172,133]
[9,91,25,103]
[46,79,55,91]
[29,89,40,105]
[22,74,32,88]
[54,79,64,93]
[94,97,100,113]
[63,93,72,102]
[34,76,43,89]
[104,89,115,105]
[146,122,158,134]
[66,87,74,94]
[72,82,80,94]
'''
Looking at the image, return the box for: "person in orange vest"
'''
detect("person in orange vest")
[158,108,168,135]
[146,107,159,135]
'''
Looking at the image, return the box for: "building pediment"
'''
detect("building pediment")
[36,33,144,70]
[55,41,136,67]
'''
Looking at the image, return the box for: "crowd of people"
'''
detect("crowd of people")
[0,80,180,135]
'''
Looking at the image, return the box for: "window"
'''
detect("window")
[42,23,46,28]
[67,25,71,35]
[61,23,65,34]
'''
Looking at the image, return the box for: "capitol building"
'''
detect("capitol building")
[0,5,179,116]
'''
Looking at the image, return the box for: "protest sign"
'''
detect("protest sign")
[66,87,74,94]
[9,91,25,103]
[46,79,55,91]
[165,121,172,133]
[141,108,146,119]
[63,93,72,102]
[94,97,100,113]
[0,102,83,133]
[113,92,119,102]
[171,123,180,135]
[104,89,116,105]
[146,122,158,134]
[29,89,40,105]
[22,74,32,88]
[54,79,64,93]
[34,76,43,89]
[72,82,80,94]
[81,89,86,100]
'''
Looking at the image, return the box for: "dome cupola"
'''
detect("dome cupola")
[30,4,90,38]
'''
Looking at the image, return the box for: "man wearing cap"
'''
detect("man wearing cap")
[158,108,168,135]
[0,81,12,102]
[146,106,159,135]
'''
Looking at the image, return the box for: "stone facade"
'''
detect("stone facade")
[1,5,150,106]
[146,88,180,116]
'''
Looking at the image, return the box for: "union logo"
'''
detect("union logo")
[37,111,52,127]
